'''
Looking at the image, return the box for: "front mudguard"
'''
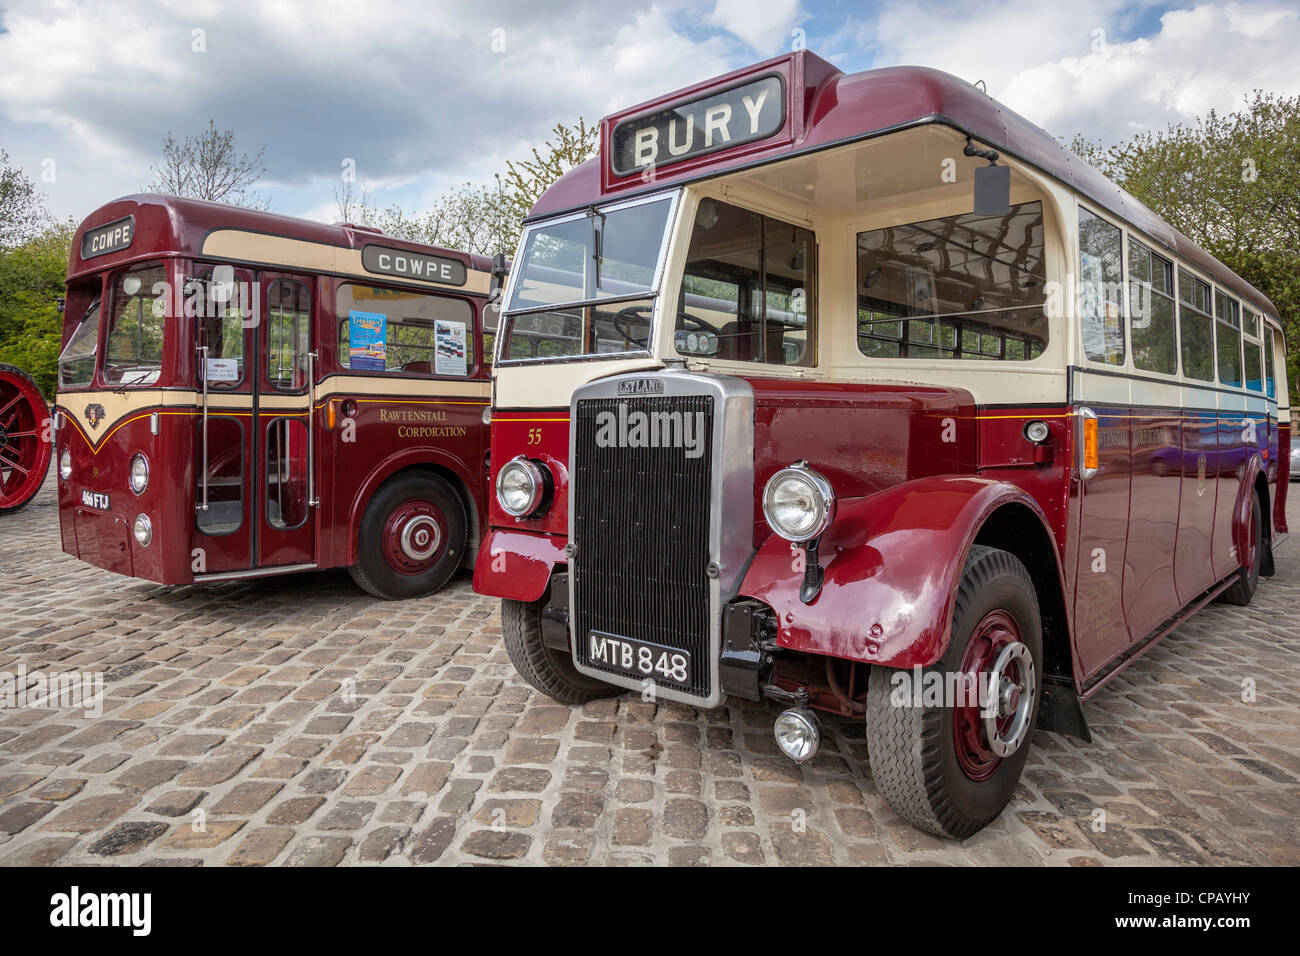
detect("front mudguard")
[737,476,1062,669]
[472,527,565,602]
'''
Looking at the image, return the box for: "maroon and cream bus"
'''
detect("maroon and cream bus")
[56,194,502,599]
[474,52,1291,837]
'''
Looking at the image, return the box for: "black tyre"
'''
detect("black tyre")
[1219,491,1262,606]
[349,472,466,600]
[501,596,619,705]
[866,544,1042,839]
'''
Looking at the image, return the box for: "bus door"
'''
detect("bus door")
[193,264,257,575]
[255,273,317,569]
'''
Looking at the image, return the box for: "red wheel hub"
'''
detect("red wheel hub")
[952,610,1028,782]
[0,370,52,511]
[381,498,447,575]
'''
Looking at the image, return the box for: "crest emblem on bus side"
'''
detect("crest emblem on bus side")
[84,403,105,430]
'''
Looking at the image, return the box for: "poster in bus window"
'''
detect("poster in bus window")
[435,319,467,376]
[349,310,387,370]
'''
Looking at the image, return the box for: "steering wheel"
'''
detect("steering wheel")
[611,305,713,348]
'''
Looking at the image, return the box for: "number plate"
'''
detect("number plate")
[80,489,111,511]
[586,630,691,687]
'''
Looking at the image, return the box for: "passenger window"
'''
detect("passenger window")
[1242,309,1264,393]
[855,201,1047,361]
[1128,239,1177,375]
[675,200,815,367]
[337,285,474,375]
[266,280,311,391]
[1079,209,1125,366]
[1178,270,1214,382]
[1214,290,1242,388]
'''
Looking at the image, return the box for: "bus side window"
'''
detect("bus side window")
[1178,269,1214,382]
[1242,310,1264,393]
[337,284,474,376]
[1214,290,1242,388]
[1079,208,1125,366]
[1265,326,1277,400]
[1128,239,1177,375]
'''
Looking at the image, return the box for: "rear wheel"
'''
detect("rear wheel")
[0,363,52,515]
[501,596,618,705]
[1219,491,1262,606]
[350,472,466,599]
[866,544,1042,839]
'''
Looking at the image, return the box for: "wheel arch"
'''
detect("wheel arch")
[346,451,480,567]
[972,501,1072,684]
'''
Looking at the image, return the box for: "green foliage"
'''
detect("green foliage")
[0,220,75,399]
[1,149,51,248]
[1069,91,1300,390]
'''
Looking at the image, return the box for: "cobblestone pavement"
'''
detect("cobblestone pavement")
[1,475,1298,866]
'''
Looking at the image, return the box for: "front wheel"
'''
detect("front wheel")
[349,472,466,600]
[501,596,619,705]
[866,544,1042,839]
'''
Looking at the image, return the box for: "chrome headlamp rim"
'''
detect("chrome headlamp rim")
[762,461,836,542]
[132,513,153,547]
[495,455,547,518]
[58,448,71,481]
[129,452,150,495]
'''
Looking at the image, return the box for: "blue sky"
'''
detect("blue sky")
[2,0,1298,226]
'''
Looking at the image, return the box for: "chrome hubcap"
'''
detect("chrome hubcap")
[400,515,441,561]
[983,641,1035,757]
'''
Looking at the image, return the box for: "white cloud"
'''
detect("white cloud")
[708,0,802,57]
[864,0,1300,145]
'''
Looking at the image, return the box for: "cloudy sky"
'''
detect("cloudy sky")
[2,0,1298,225]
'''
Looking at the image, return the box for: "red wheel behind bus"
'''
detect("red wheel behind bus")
[0,363,52,515]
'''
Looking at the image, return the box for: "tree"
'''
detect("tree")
[0,150,51,249]
[148,120,269,209]
[332,178,375,225]
[373,180,515,258]
[0,220,76,398]
[1069,91,1300,390]
[500,118,600,234]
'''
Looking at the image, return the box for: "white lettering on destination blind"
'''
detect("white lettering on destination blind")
[611,74,784,175]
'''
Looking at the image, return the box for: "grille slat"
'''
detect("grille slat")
[572,395,715,697]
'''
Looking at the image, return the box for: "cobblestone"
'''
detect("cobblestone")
[1,477,1298,865]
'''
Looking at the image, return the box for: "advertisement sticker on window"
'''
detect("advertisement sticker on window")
[349,310,387,371]
[434,320,467,376]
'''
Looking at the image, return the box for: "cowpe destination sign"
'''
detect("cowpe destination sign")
[80,216,134,260]
[361,244,467,286]
[610,74,785,176]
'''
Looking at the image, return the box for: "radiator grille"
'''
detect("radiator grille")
[571,395,715,697]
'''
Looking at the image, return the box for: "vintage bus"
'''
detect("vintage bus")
[55,194,503,599]
[0,363,53,515]
[474,52,1291,837]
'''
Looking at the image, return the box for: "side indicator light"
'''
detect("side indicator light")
[1083,417,1099,470]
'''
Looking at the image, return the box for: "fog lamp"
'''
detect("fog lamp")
[773,707,821,763]
[1023,420,1050,444]
[59,448,71,481]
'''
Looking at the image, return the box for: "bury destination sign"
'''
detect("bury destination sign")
[80,216,135,260]
[611,74,785,176]
[361,244,467,286]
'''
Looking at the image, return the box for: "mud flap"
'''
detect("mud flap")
[1037,676,1091,742]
